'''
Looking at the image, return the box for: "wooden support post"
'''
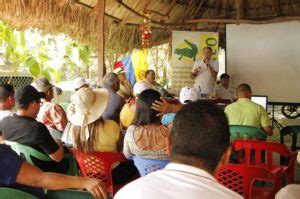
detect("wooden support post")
[97,0,105,83]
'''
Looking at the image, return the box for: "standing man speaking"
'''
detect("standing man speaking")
[191,47,219,98]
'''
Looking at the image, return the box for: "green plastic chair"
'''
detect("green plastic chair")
[59,102,70,113]
[46,189,94,199]
[229,125,267,143]
[0,187,38,199]
[4,141,78,176]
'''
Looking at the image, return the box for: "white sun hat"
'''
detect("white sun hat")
[179,86,198,104]
[73,78,88,90]
[133,81,153,96]
[68,87,109,126]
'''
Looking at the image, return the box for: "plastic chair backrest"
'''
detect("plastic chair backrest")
[47,189,94,199]
[59,102,70,113]
[229,125,266,143]
[233,139,297,183]
[132,156,169,176]
[0,187,38,199]
[73,150,126,194]
[215,164,280,199]
[4,141,51,164]
[4,141,78,176]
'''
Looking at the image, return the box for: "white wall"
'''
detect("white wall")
[226,21,300,102]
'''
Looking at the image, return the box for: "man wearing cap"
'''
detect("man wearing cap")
[114,68,134,100]
[0,85,67,174]
[215,73,235,102]
[33,77,67,134]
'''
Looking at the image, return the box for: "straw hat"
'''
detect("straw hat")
[67,87,109,126]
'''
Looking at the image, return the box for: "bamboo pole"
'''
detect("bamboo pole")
[97,0,105,83]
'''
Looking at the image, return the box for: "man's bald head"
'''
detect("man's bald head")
[236,84,252,99]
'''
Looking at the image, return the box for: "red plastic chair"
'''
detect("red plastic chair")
[232,140,297,184]
[215,164,283,199]
[72,150,127,194]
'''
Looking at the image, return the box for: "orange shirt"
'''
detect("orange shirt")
[37,101,68,132]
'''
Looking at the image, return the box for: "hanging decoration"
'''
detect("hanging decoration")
[140,10,152,48]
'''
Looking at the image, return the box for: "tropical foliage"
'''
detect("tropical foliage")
[0,21,95,82]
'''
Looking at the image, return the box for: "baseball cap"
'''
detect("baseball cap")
[133,81,153,96]
[179,86,198,104]
[113,68,128,74]
[73,78,88,90]
[15,85,46,106]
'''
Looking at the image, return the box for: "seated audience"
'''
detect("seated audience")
[0,85,67,173]
[145,70,172,97]
[215,73,235,102]
[116,101,242,199]
[120,81,152,129]
[62,87,120,152]
[0,144,107,199]
[224,84,273,136]
[0,84,14,120]
[33,77,67,133]
[123,89,170,160]
[114,68,134,100]
[102,73,125,124]
[63,87,136,185]
[73,77,89,91]
[161,86,198,127]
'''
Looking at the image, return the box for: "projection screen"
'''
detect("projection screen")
[226,21,300,103]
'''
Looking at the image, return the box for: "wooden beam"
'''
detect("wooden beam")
[186,16,300,24]
[97,0,105,83]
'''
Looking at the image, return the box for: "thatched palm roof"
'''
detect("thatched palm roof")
[0,0,299,53]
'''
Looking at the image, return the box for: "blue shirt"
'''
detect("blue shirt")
[0,144,24,187]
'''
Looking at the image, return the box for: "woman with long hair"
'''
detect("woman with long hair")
[123,89,170,160]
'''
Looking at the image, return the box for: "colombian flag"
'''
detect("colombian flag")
[114,49,149,86]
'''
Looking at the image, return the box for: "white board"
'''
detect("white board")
[226,21,300,103]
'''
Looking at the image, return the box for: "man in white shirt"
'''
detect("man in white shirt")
[0,84,14,120]
[115,101,242,199]
[191,47,219,96]
[215,73,235,101]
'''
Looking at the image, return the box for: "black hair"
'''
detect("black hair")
[132,89,161,126]
[0,84,14,102]
[236,83,252,93]
[145,70,155,77]
[220,73,230,80]
[171,100,230,173]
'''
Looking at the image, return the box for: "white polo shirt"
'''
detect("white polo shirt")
[0,110,13,120]
[215,84,235,102]
[192,59,219,95]
[115,163,242,199]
